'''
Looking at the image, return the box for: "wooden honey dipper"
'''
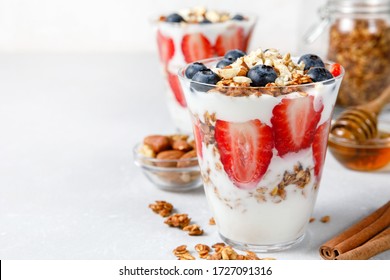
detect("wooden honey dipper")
[331,85,390,142]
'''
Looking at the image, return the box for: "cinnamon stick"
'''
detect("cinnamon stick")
[335,228,390,260]
[319,200,390,260]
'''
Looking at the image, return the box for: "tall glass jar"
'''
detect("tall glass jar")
[301,0,390,107]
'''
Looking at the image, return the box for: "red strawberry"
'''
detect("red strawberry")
[193,120,203,159]
[167,71,186,107]
[215,119,274,190]
[214,27,245,56]
[330,63,342,77]
[157,30,175,65]
[181,33,213,63]
[271,96,323,157]
[313,119,331,178]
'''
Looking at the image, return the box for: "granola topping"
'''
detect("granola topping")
[159,7,248,24]
[213,48,308,88]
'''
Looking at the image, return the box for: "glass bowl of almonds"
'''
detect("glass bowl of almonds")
[133,134,202,191]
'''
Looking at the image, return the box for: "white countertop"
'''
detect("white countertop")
[0,53,389,260]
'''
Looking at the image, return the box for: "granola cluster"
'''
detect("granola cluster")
[173,243,276,260]
[271,163,311,200]
[149,200,204,236]
[159,6,246,24]
[148,200,173,217]
[328,19,390,106]
[165,213,191,229]
[202,48,323,97]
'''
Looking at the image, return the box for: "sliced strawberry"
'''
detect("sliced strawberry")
[271,96,323,157]
[215,119,273,190]
[167,71,186,107]
[157,30,175,65]
[214,27,245,56]
[313,119,331,178]
[330,63,342,77]
[193,120,203,159]
[181,33,213,63]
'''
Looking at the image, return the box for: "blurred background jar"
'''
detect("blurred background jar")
[300,0,390,107]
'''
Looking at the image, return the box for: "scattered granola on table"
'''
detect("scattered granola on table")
[209,217,216,225]
[173,243,276,260]
[173,245,196,260]
[164,213,191,228]
[148,200,173,217]
[182,224,204,236]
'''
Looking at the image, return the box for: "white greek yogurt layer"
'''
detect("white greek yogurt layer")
[181,80,341,245]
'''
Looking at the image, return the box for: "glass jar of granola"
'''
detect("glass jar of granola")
[301,0,390,107]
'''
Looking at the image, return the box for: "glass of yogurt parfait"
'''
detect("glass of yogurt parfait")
[178,48,344,252]
[152,7,257,133]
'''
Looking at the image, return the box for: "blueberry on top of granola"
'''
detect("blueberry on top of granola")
[307,67,334,82]
[185,62,208,79]
[166,13,185,23]
[185,48,340,94]
[191,69,221,92]
[298,54,325,71]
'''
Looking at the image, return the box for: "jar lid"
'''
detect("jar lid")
[326,0,390,14]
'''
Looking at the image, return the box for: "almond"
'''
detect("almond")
[172,140,192,152]
[156,150,185,167]
[177,150,198,168]
[144,135,171,153]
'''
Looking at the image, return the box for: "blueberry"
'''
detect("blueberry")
[307,67,334,83]
[185,62,208,79]
[247,65,277,87]
[224,49,246,62]
[190,70,221,92]
[200,19,212,24]
[232,14,245,21]
[298,54,325,71]
[216,59,233,68]
[166,13,185,23]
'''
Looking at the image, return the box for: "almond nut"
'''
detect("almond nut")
[172,140,192,152]
[156,150,185,167]
[177,150,198,168]
[144,135,171,153]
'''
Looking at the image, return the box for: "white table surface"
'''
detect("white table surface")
[0,53,389,260]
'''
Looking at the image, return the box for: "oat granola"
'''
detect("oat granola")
[164,213,191,228]
[328,18,390,106]
[182,224,204,236]
[159,6,248,24]
[173,245,196,260]
[149,200,173,217]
